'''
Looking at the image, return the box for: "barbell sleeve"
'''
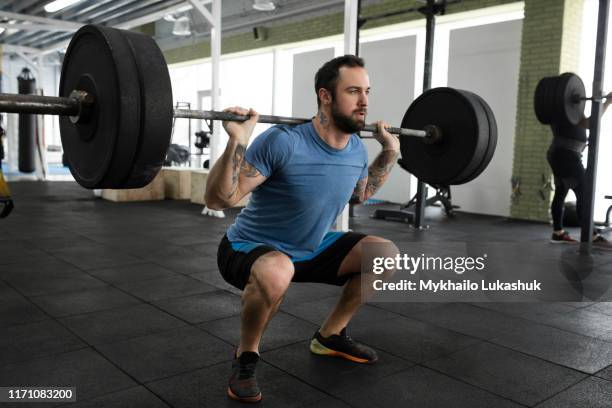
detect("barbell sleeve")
[0,93,80,116]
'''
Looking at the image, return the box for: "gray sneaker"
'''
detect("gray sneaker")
[227,351,262,403]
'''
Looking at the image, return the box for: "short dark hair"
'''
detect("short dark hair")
[314,55,365,108]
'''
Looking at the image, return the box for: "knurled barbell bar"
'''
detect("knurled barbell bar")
[0,24,498,190]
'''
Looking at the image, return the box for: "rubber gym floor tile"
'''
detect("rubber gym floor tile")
[158,231,221,246]
[583,301,612,316]
[404,303,543,340]
[595,364,612,381]
[3,269,107,297]
[348,316,481,364]
[151,254,218,276]
[281,282,343,306]
[0,247,54,265]
[534,377,612,408]
[138,245,204,262]
[298,396,354,408]
[367,301,449,318]
[52,246,143,270]
[0,319,86,366]
[544,307,612,341]
[260,340,414,396]
[188,269,243,295]
[25,236,102,252]
[489,320,612,373]
[56,386,170,408]
[280,296,400,327]
[29,285,141,318]
[116,274,218,301]
[334,365,523,408]
[0,291,49,328]
[87,262,181,284]
[424,342,587,406]
[152,290,241,323]
[0,348,136,404]
[96,325,234,383]
[0,258,86,279]
[146,358,329,408]
[200,311,319,352]
[59,304,187,346]
[468,302,577,324]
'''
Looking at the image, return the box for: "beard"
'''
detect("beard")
[331,101,366,134]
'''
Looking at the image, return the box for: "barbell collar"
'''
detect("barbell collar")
[0,93,80,116]
[572,94,610,103]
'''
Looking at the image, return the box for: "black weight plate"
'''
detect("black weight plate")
[59,25,141,189]
[446,90,490,185]
[534,76,553,124]
[400,87,486,186]
[457,92,498,184]
[119,30,173,189]
[556,72,585,126]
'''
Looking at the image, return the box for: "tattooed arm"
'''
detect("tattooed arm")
[205,107,267,210]
[350,121,400,204]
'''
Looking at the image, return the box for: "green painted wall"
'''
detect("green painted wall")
[510,0,583,221]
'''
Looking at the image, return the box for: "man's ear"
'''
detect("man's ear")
[318,88,332,106]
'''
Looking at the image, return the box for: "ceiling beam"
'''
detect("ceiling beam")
[0,10,83,30]
[1,43,41,54]
[0,23,77,32]
[188,0,213,25]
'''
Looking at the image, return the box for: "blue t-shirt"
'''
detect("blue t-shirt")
[226,122,368,259]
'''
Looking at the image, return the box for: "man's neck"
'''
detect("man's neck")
[312,109,352,149]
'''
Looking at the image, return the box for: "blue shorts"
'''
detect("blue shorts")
[216,232,367,290]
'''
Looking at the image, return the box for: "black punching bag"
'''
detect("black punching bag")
[17,68,36,173]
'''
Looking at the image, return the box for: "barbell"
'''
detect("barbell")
[0,24,498,189]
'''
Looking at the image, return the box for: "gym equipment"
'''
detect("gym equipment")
[0,24,498,190]
[534,72,609,127]
[0,170,13,218]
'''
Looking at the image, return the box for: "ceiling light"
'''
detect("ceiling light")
[44,0,83,13]
[172,16,191,36]
[253,0,275,11]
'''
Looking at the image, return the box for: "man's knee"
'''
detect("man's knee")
[247,251,294,306]
[363,236,399,278]
[341,235,399,277]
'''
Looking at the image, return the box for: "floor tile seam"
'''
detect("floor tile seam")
[0,279,72,330]
[46,276,221,321]
[23,245,145,285]
[0,344,91,370]
[440,336,593,376]
[529,375,599,407]
[255,355,352,402]
[412,337,489,366]
[365,302,495,342]
[415,363,532,407]
[454,302,612,345]
[425,336,594,378]
[57,384,173,408]
[593,370,612,382]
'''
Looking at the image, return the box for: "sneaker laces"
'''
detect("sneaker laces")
[338,328,357,346]
[238,361,257,379]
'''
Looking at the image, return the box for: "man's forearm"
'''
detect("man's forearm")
[364,149,399,201]
[204,139,246,208]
